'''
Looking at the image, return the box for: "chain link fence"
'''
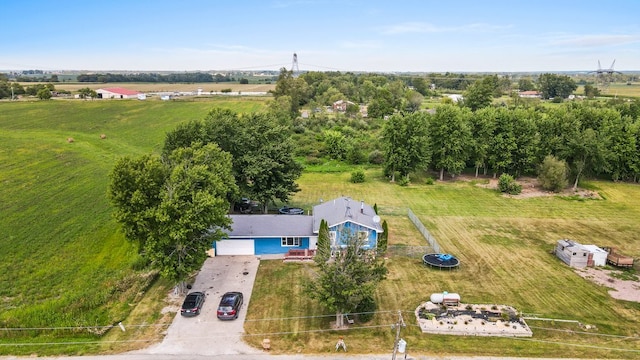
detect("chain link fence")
[407,208,441,253]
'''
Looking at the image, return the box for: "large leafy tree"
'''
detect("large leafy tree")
[271,67,310,116]
[463,78,493,111]
[429,105,472,180]
[469,107,496,176]
[382,112,430,182]
[307,234,387,328]
[109,143,237,284]
[510,108,540,176]
[487,108,517,177]
[537,73,577,99]
[164,108,302,213]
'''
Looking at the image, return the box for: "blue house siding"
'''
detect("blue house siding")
[329,221,377,249]
[254,237,310,255]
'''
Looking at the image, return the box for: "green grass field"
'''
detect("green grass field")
[1,99,639,357]
[0,98,269,355]
[243,170,640,358]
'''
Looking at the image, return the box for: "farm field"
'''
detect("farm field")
[33,82,276,94]
[0,98,269,355]
[0,99,639,358]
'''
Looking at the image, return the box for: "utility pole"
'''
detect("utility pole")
[391,310,406,360]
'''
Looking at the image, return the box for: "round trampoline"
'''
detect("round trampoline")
[423,253,460,269]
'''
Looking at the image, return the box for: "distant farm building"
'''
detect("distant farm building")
[518,91,541,98]
[96,87,141,99]
[555,239,607,268]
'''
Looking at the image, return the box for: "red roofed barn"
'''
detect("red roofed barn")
[96,87,141,99]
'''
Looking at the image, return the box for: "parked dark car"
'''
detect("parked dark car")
[180,291,206,317]
[216,291,243,320]
[278,206,304,215]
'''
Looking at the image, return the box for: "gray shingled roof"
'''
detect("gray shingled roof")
[226,215,314,237]
[312,196,382,233]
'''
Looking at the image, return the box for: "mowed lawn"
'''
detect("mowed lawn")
[244,170,640,358]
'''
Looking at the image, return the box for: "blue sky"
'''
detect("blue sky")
[2,0,639,72]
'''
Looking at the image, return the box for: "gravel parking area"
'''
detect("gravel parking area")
[138,255,261,356]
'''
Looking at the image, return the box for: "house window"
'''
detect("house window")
[358,231,368,241]
[282,237,301,247]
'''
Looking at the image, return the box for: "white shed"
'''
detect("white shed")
[583,245,608,267]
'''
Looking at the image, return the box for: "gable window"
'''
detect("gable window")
[282,237,301,247]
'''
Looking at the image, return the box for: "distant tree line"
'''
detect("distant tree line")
[76,72,221,83]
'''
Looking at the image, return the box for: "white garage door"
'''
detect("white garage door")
[215,239,255,255]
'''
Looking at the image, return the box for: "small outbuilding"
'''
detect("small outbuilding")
[555,239,607,268]
[582,244,608,267]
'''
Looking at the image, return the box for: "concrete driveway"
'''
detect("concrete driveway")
[140,255,261,356]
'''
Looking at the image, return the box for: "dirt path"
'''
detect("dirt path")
[575,267,640,302]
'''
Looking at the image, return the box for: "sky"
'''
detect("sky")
[2,0,639,73]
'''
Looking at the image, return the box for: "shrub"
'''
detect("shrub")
[355,296,376,323]
[368,150,384,165]
[347,146,367,165]
[350,170,365,183]
[425,177,434,185]
[538,155,568,192]
[398,177,410,186]
[498,173,522,195]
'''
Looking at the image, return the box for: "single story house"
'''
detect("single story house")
[96,87,141,99]
[555,239,607,268]
[215,215,315,256]
[214,197,383,256]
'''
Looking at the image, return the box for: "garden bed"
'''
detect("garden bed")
[415,301,533,337]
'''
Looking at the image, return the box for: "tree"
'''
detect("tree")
[307,233,387,328]
[403,89,424,113]
[163,109,303,213]
[315,219,331,264]
[537,73,577,99]
[462,79,493,111]
[108,143,238,285]
[469,108,496,176]
[323,129,348,160]
[36,87,52,100]
[271,67,310,116]
[429,105,472,180]
[518,78,536,91]
[78,87,97,99]
[377,220,388,256]
[584,84,600,98]
[382,112,430,182]
[487,108,517,177]
[538,155,568,192]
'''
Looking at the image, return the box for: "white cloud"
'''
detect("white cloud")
[551,34,640,48]
[381,22,512,35]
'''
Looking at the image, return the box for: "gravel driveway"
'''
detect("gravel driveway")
[139,255,261,356]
